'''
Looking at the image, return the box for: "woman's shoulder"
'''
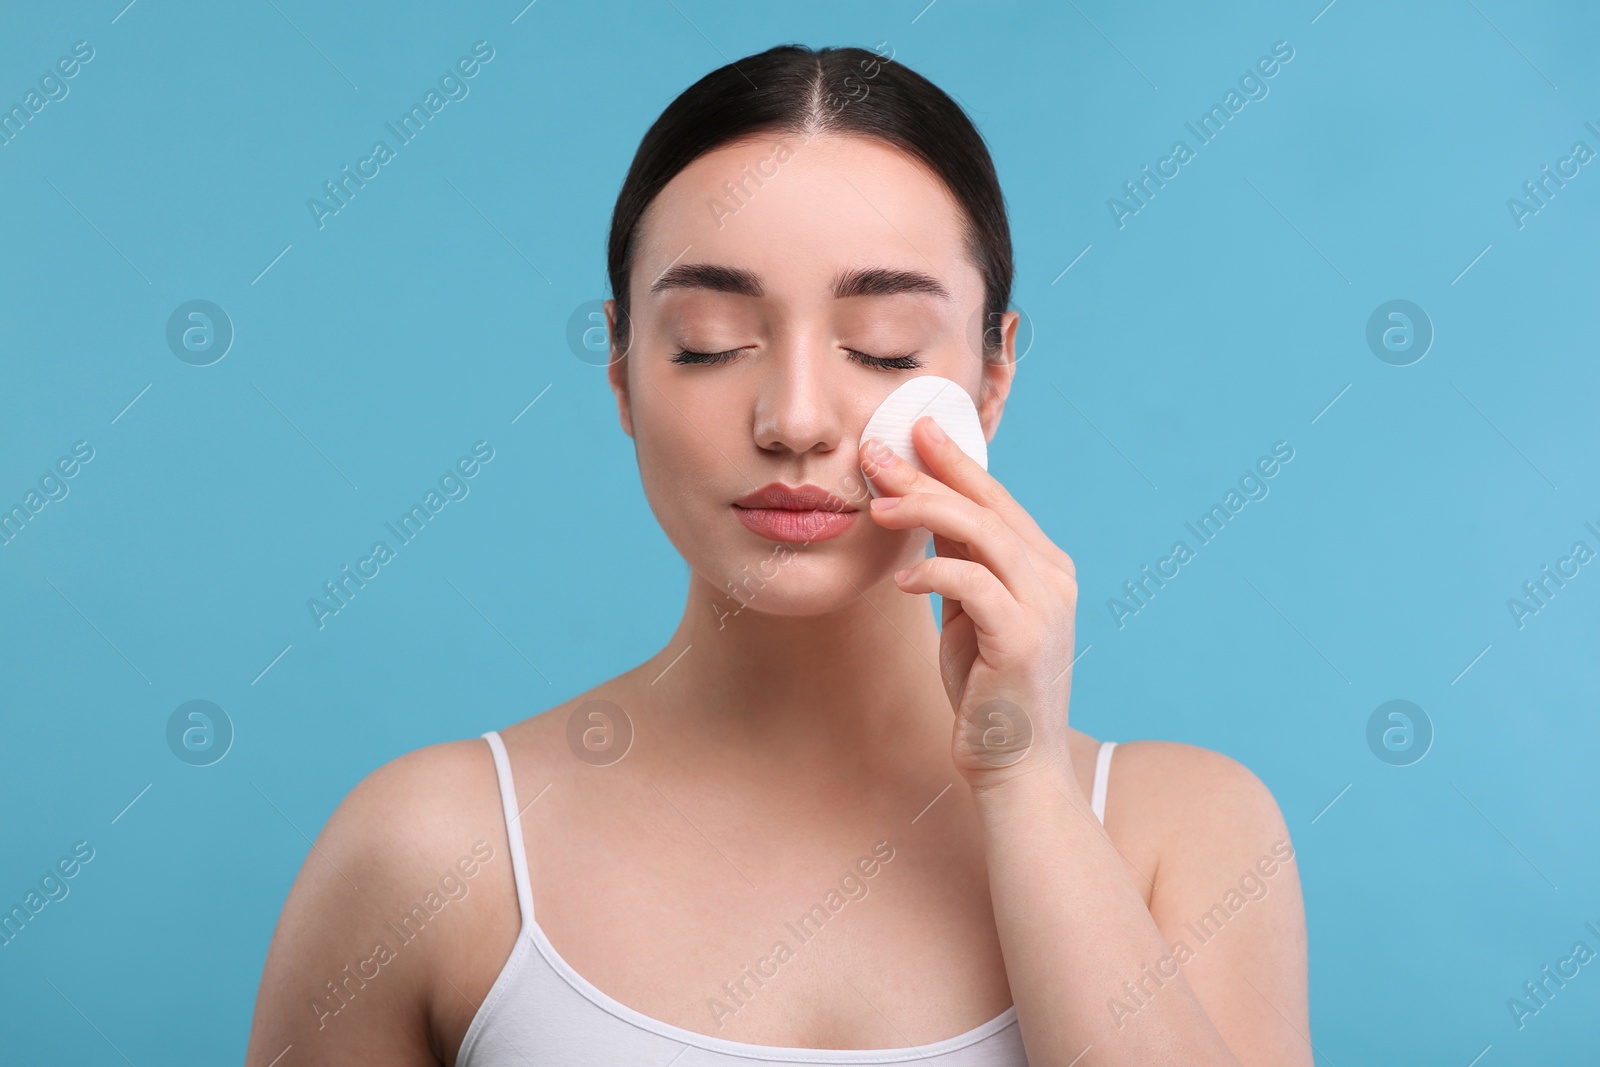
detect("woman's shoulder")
[319,735,507,855]
[1070,729,1274,802]
[247,735,516,1061]
[290,735,515,934]
[315,718,594,890]
[343,682,614,819]
[1098,737,1287,834]
[286,732,528,939]
[491,678,644,771]
[1097,736,1297,899]
[1091,737,1307,1059]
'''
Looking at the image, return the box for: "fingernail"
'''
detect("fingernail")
[923,418,947,444]
[864,437,898,466]
[872,495,900,510]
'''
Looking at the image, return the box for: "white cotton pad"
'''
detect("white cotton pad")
[860,375,987,497]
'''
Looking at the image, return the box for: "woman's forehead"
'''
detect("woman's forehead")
[630,133,982,307]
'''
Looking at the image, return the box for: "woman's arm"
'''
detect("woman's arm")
[973,741,1310,1067]
[862,418,1309,1062]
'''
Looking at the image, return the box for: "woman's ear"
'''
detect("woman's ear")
[604,298,634,438]
[977,309,1018,443]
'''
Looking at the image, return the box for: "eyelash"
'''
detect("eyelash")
[668,348,925,371]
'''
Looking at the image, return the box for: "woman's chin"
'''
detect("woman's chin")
[695,552,911,619]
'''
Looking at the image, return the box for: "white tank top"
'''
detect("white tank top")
[456,730,1119,1066]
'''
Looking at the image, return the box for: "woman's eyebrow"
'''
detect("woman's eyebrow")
[833,267,951,301]
[649,263,951,301]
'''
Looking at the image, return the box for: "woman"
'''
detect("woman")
[246,43,1309,1066]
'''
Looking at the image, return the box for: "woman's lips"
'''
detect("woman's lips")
[732,505,858,543]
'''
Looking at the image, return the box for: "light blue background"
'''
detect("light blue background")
[2,0,1597,1063]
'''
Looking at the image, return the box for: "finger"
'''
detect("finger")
[895,556,1033,660]
[906,416,1065,565]
[873,490,1043,605]
[860,433,959,502]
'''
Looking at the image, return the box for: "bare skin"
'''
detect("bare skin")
[245,130,1309,1066]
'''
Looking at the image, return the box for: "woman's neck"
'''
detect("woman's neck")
[624,570,957,792]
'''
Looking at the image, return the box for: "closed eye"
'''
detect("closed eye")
[667,347,745,366]
[668,348,925,370]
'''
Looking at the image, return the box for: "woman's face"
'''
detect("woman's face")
[606,131,1016,616]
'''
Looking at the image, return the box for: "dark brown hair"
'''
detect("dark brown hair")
[606,43,1013,360]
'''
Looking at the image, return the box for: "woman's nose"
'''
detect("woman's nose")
[750,345,845,456]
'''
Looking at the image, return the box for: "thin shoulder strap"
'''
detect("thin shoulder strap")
[481,730,535,930]
[1091,740,1117,825]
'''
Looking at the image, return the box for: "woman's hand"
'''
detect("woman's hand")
[860,415,1081,792]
